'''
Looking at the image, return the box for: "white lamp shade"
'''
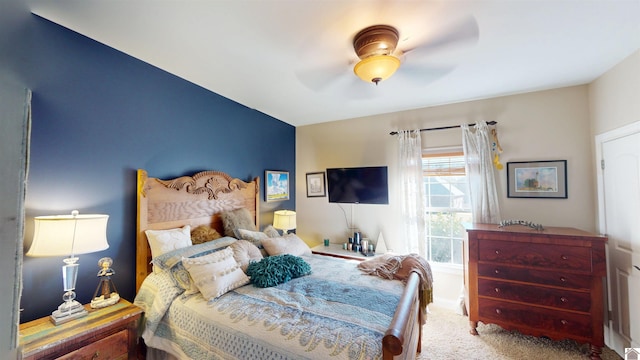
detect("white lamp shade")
[273,210,296,231]
[27,213,109,257]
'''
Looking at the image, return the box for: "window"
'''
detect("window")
[423,151,471,265]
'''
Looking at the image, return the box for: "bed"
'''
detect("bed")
[134,169,425,360]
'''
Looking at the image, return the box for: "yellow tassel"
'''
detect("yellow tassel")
[493,153,504,170]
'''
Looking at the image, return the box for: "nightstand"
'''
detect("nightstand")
[20,299,142,360]
[311,243,379,261]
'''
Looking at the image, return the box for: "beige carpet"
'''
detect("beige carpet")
[418,304,622,360]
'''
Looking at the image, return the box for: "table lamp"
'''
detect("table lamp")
[273,210,296,235]
[26,210,109,325]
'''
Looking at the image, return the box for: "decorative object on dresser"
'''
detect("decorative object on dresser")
[376,232,389,254]
[498,219,544,231]
[265,170,290,202]
[19,299,142,360]
[90,257,120,309]
[464,223,608,360]
[506,160,568,198]
[311,243,380,261]
[272,209,296,234]
[26,210,109,325]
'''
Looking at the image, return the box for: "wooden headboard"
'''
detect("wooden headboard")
[136,169,260,292]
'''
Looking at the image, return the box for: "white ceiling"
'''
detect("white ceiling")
[27,0,640,127]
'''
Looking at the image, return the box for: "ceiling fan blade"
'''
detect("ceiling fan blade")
[402,15,479,59]
[296,61,352,91]
[397,63,456,86]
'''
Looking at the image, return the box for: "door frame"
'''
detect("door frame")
[594,120,640,352]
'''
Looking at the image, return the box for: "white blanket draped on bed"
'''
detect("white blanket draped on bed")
[135,253,406,360]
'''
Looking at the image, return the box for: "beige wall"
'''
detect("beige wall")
[589,50,640,136]
[296,84,600,308]
[297,85,595,248]
[588,50,640,231]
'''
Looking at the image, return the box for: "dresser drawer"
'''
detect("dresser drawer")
[477,263,592,289]
[478,278,591,312]
[478,239,591,271]
[478,298,592,338]
[57,329,128,360]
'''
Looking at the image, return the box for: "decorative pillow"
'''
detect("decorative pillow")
[234,228,268,245]
[262,233,312,257]
[182,247,250,300]
[246,254,312,288]
[145,226,192,272]
[152,237,238,291]
[221,208,256,237]
[152,236,236,271]
[262,225,281,238]
[191,225,222,245]
[229,240,263,272]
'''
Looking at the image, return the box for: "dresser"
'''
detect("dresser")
[311,243,379,261]
[20,299,142,360]
[464,223,607,360]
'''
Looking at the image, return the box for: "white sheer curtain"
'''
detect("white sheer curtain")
[398,130,427,256]
[462,122,501,224]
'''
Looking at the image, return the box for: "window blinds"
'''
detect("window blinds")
[422,152,465,177]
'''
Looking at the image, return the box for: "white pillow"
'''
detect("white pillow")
[234,228,271,257]
[145,226,192,272]
[234,228,268,243]
[229,240,263,272]
[182,247,250,300]
[262,225,281,238]
[262,233,312,257]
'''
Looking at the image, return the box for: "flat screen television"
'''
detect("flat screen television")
[326,166,389,204]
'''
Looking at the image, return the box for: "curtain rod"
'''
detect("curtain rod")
[389,121,497,135]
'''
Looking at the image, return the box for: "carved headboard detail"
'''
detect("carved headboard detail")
[136,169,259,292]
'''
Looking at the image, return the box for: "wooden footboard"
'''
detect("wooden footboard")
[383,271,422,360]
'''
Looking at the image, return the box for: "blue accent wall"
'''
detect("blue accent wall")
[13,16,295,322]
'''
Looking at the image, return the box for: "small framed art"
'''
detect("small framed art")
[507,160,567,199]
[265,170,290,202]
[306,172,326,197]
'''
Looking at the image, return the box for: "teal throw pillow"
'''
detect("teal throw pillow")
[246,254,312,288]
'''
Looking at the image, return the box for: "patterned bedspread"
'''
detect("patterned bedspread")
[135,254,405,360]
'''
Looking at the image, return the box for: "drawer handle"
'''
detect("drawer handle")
[494,287,501,293]
[495,308,502,315]
[560,297,568,303]
[92,351,100,360]
[494,269,501,274]
[560,319,568,325]
[495,249,501,255]
[560,276,567,282]
[561,255,569,260]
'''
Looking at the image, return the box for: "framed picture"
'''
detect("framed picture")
[507,160,567,198]
[306,172,326,197]
[265,170,290,202]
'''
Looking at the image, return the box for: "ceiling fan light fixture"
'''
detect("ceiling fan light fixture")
[353,25,399,58]
[353,55,400,85]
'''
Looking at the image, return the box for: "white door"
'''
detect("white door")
[596,122,640,357]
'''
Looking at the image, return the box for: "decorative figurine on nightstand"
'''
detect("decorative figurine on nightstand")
[90,257,120,308]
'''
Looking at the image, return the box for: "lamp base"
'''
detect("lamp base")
[50,299,88,325]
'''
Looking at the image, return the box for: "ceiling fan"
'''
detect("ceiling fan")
[352,24,402,85]
[297,16,480,91]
